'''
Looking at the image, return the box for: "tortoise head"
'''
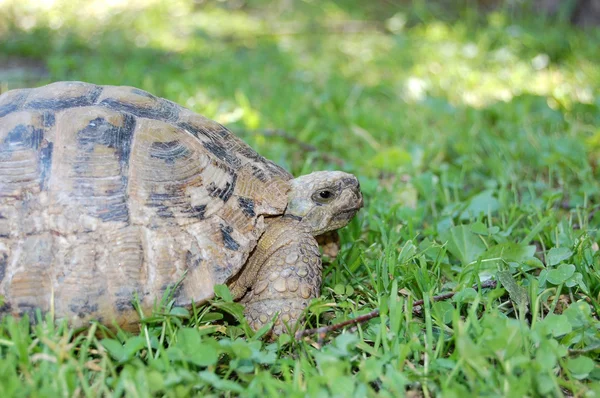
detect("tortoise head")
[285,171,363,236]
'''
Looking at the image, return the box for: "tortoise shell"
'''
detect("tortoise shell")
[0,81,292,328]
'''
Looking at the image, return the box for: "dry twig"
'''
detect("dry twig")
[295,279,498,340]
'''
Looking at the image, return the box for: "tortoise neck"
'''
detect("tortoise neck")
[227,217,310,300]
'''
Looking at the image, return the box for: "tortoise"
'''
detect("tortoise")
[0,81,363,334]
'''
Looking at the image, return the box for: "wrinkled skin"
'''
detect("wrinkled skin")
[229,171,363,334]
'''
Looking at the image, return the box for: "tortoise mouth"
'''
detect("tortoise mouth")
[333,189,363,221]
[333,205,362,221]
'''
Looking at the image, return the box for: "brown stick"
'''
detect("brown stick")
[295,279,498,339]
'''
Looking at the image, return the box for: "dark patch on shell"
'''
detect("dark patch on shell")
[186,250,202,269]
[215,127,230,139]
[77,115,136,167]
[0,301,11,314]
[188,204,206,219]
[0,103,20,119]
[42,111,55,128]
[202,140,242,169]
[207,173,237,203]
[146,192,206,219]
[251,165,268,182]
[115,298,134,313]
[0,253,6,283]
[97,200,129,222]
[130,88,155,98]
[237,197,256,217]
[74,115,136,222]
[147,193,175,218]
[0,91,28,118]
[177,121,291,181]
[115,289,138,312]
[17,302,41,322]
[69,300,99,319]
[231,135,290,177]
[24,85,103,111]
[3,124,43,150]
[149,140,190,164]
[220,224,240,251]
[117,114,136,166]
[98,96,179,122]
[39,142,53,191]
[160,282,185,305]
[176,121,202,138]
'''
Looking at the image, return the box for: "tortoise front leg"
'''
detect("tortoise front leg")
[316,230,341,260]
[239,229,322,335]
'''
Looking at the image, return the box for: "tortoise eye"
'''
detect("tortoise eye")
[313,189,336,204]
[319,190,332,199]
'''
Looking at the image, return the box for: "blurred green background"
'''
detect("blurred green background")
[1,0,599,183]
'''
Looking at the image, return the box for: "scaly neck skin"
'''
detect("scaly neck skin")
[232,216,323,335]
[228,217,308,300]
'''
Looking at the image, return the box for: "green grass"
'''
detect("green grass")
[1,0,600,396]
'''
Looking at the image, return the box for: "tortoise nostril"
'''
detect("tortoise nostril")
[354,190,364,208]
